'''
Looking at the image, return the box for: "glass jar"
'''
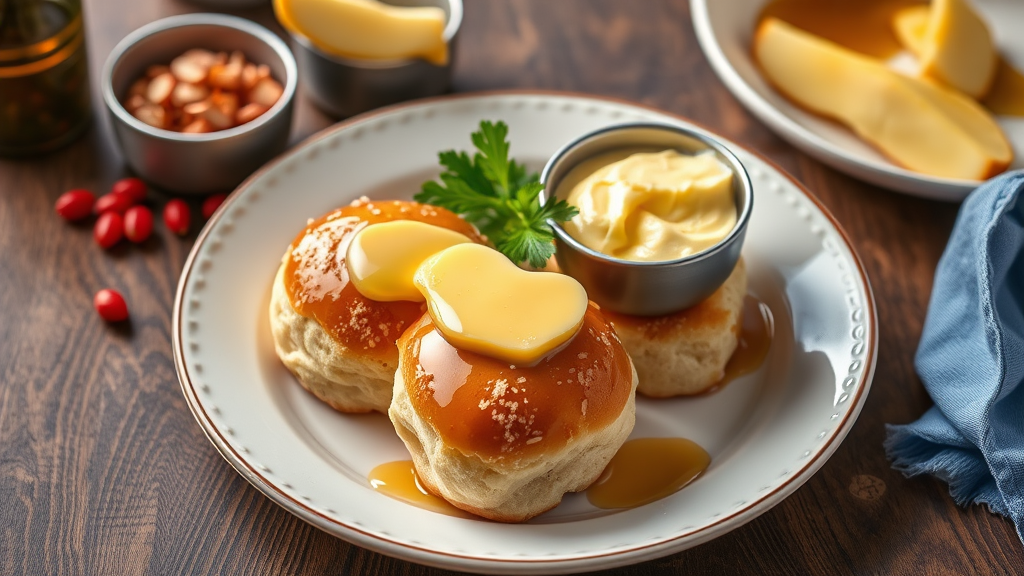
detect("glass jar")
[0,0,90,156]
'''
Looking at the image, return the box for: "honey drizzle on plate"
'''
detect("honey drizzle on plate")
[586,438,711,509]
[367,460,475,519]
[718,295,774,389]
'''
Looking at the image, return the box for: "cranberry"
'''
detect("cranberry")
[94,212,124,249]
[124,206,154,243]
[55,189,95,221]
[201,193,227,220]
[163,199,190,236]
[111,177,147,202]
[94,192,135,215]
[94,289,129,322]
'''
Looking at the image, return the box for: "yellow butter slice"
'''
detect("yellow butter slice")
[275,0,448,65]
[414,244,589,365]
[346,220,471,302]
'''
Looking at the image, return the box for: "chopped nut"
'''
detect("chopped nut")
[248,77,283,108]
[181,48,217,69]
[208,64,240,91]
[146,72,176,105]
[211,89,239,116]
[209,51,245,91]
[132,104,167,129]
[125,94,147,112]
[235,102,268,124]
[241,63,259,91]
[181,117,213,134]
[201,104,233,130]
[170,59,206,84]
[183,99,211,115]
[171,82,209,107]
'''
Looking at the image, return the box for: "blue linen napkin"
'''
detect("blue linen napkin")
[885,170,1024,544]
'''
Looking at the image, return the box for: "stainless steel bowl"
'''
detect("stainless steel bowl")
[102,14,297,195]
[288,0,461,119]
[540,123,754,316]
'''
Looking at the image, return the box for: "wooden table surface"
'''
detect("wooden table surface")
[2,0,1021,574]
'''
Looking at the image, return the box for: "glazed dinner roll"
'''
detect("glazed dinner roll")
[269,198,483,414]
[604,259,747,397]
[389,305,638,522]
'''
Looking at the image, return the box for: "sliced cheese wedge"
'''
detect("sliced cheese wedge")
[754,18,1011,180]
[918,0,997,99]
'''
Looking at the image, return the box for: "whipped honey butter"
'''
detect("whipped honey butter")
[558,149,737,262]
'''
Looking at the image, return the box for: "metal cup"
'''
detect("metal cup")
[288,0,461,119]
[540,123,754,316]
[103,14,297,194]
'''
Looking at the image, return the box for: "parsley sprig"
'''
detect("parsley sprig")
[415,121,578,268]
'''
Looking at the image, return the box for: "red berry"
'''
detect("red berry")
[163,199,190,236]
[94,191,135,215]
[201,193,227,220]
[94,212,124,249]
[55,189,95,221]
[94,289,129,322]
[124,206,154,243]
[111,177,146,202]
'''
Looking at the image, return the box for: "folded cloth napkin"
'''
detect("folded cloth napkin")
[885,170,1024,544]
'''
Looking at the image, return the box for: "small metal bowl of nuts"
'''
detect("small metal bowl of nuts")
[102,13,297,194]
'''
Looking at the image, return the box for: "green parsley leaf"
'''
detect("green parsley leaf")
[415,120,578,268]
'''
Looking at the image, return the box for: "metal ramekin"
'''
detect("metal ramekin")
[540,123,754,316]
[288,0,461,119]
[102,14,297,195]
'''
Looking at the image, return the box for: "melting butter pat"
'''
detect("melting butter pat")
[414,244,589,365]
[346,220,471,302]
[559,149,737,262]
[275,0,448,65]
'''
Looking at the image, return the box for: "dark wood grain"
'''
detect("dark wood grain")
[1,0,1021,574]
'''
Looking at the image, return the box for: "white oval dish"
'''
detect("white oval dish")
[172,92,877,574]
[690,0,1024,201]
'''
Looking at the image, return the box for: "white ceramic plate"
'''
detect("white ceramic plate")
[172,92,877,574]
[691,0,1024,201]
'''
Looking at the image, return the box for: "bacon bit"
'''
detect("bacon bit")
[132,104,167,129]
[235,102,268,125]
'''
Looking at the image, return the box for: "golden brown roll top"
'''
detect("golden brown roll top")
[283,198,484,366]
[397,302,635,463]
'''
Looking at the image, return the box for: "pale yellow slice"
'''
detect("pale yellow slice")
[918,0,997,98]
[893,4,1024,117]
[754,18,1011,180]
[274,0,448,65]
[892,5,929,56]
